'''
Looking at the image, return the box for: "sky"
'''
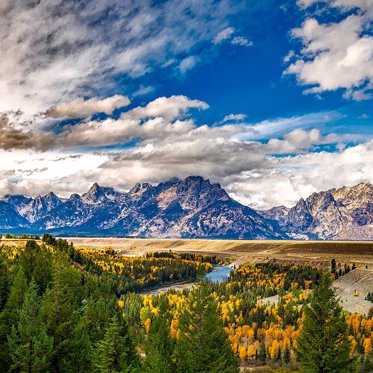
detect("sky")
[0,0,372,209]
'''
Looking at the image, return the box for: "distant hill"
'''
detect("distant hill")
[1,177,372,240]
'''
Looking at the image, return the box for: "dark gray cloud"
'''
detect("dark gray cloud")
[0,112,54,151]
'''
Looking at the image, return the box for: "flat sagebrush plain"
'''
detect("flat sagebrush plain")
[67,238,373,266]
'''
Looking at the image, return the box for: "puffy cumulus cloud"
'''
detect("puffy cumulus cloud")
[287,1,373,100]
[0,0,235,114]
[224,141,373,209]
[120,95,209,122]
[266,128,356,153]
[3,97,339,152]
[44,95,130,119]
[58,117,197,149]
[0,151,108,198]
[1,122,371,209]
[0,96,343,155]
[0,95,209,151]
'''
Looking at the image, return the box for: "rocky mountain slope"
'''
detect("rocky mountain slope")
[261,183,373,240]
[1,177,371,240]
[0,176,285,239]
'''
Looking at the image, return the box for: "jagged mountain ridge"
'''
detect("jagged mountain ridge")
[0,176,285,239]
[261,183,373,240]
[1,177,371,240]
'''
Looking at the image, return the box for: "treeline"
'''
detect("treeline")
[42,234,215,294]
[331,258,356,279]
[1,233,40,239]
[146,250,218,264]
[0,239,238,373]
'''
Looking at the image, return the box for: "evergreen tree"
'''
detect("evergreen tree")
[18,240,53,294]
[42,262,83,373]
[8,281,53,373]
[0,267,28,371]
[175,283,239,373]
[296,274,355,373]
[64,316,94,373]
[331,259,336,274]
[31,244,53,294]
[0,254,9,311]
[284,346,291,364]
[18,240,40,283]
[142,299,175,373]
[259,340,266,363]
[95,315,138,373]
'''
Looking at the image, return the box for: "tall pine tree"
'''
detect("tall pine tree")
[0,266,28,371]
[8,281,53,373]
[296,274,355,373]
[175,282,239,373]
[142,299,175,373]
[95,315,139,373]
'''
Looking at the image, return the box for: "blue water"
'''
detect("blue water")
[142,265,232,295]
[205,265,231,283]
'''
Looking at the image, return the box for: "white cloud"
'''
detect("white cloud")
[0,93,370,210]
[266,128,355,153]
[44,95,130,118]
[231,36,253,47]
[222,113,248,122]
[297,0,319,7]
[289,0,373,99]
[235,111,341,140]
[298,0,373,15]
[3,137,371,209]
[178,56,200,73]
[214,27,235,44]
[214,27,252,48]
[121,95,209,122]
[0,0,234,114]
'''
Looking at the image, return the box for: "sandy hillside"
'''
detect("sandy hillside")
[334,268,373,315]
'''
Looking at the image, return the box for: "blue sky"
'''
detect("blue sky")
[0,0,372,208]
[117,0,373,131]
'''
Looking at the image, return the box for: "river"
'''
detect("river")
[142,265,232,296]
[205,265,232,283]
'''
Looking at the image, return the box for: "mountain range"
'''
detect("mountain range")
[0,176,372,240]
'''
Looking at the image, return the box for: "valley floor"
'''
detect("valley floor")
[3,237,373,315]
[67,237,373,266]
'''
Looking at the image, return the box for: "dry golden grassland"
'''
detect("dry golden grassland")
[67,237,373,267]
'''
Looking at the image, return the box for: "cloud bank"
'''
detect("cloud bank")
[0,94,370,209]
[287,0,373,100]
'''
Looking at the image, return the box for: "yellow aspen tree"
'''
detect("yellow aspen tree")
[238,345,247,362]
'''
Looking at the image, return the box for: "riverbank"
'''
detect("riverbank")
[142,264,232,296]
